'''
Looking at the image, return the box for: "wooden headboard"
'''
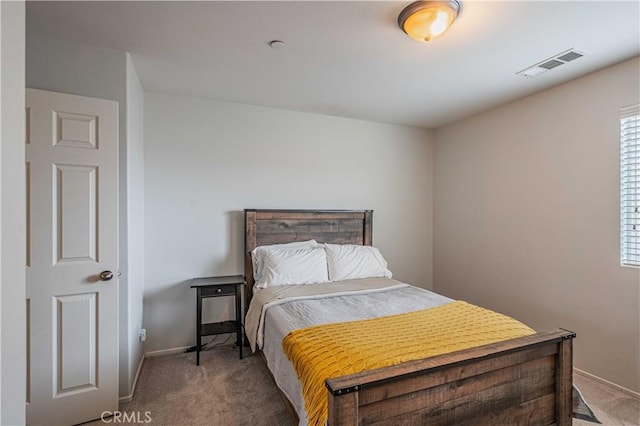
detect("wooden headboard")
[244,209,373,311]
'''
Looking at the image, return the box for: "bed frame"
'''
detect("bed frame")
[244,209,575,426]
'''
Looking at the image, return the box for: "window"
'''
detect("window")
[621,105,640,267]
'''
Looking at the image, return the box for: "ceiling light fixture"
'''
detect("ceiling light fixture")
[398,1,461,42]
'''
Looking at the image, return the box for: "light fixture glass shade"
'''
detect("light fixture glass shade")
[398,1,461,42]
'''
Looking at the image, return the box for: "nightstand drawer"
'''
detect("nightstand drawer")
[200,284,236,297]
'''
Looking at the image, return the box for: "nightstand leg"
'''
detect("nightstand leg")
[196,288,202,365]
[236,285,243,359]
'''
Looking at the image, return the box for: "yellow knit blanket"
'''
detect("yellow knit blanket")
[282,301,535,426]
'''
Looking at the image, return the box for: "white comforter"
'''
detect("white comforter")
[245,277,453,425]
[245,277,415,351]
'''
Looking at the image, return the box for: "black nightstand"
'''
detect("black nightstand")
[189,275,244,365]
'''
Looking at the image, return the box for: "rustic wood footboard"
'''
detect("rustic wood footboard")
[325,329,575,426]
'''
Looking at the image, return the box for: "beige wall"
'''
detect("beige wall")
[143,91,434,353]
[434,57,640,392]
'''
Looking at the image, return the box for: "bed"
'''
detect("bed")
[244,209,576,426]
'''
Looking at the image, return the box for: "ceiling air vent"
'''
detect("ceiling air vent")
[517,48,587,79]
[556,51,583,62]
[539,59,564,70]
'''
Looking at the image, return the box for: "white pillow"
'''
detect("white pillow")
[255,247,329,288]
[324,243,392,281]
[251,240,319,282]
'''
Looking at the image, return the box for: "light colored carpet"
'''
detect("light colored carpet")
[90,346,293,426]
[573,373,639,426]
[86,345,639,425]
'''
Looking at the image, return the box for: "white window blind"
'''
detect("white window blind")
[621,104,640,267]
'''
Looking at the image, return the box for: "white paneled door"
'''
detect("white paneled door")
[26,89,119,425]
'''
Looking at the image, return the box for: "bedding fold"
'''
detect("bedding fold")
[245,278,409,351]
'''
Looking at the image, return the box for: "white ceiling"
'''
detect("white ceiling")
[26,1,640,129]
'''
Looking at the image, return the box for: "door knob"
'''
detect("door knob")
[99,270,114,281]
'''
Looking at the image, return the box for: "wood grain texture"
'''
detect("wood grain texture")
[328,391,358,426]
[243,209,372,311]
[357,344,558,405]
[555,335,574,426]
[360,359,554,425]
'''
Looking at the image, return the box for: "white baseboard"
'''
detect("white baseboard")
[145,345,191,357]
[119,354,145,403]
[574,368,640,399]
[145,335,236,359]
